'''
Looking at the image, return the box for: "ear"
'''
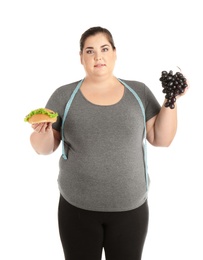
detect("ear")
[79,51,83,65]
[114,49,117,60]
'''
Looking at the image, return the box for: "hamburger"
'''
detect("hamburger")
[24,108,58,124]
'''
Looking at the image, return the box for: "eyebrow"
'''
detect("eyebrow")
[85,44,110,50]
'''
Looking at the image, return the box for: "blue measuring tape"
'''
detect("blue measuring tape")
[61,78,149,191]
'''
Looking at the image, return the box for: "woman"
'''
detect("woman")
[30,26,188,260]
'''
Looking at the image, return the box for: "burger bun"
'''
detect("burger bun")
[28,114,57,124]
[26,108,58,124]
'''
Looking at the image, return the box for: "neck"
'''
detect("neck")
[83,75,118,90]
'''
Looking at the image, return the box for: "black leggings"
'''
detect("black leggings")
[58,195,149,260]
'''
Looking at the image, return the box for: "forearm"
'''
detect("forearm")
[154,99,178,146]
[30,130,55,155]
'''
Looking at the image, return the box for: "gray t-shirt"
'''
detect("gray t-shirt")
[46,79,161,212]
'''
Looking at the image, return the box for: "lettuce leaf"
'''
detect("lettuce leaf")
[24,108,58,122]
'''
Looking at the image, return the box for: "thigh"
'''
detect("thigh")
[58,195,103,260]
[104,200,149,260]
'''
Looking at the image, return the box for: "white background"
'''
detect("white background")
[1,0,202,259]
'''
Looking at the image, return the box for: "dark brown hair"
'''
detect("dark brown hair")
[80,26,116,53]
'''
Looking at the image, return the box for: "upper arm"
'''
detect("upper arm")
[53,129,61,151]
[146,115,157,145]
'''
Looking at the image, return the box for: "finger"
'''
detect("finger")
[31,123,40,130]
[46,122,52,131]
[32,123,46,133]
[39,122,53,133]
[38,123,50,133]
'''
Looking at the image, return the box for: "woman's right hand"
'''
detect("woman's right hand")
[31,122,53,134]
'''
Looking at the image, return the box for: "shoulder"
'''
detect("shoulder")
[47,80,82,103]
[54,80,82,95]
[118,78,149,94]
[45,80,82,119]
[118,79,160,117]
[119,79,147,88]
[118,78,150,99]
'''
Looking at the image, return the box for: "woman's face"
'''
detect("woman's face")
[80,33,117,78]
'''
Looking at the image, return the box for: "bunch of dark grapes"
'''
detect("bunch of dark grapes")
[159,70,188,109]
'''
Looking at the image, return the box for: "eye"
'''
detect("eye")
[102,47,109,52]
[86,49,94,54]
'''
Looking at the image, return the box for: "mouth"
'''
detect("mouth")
[94,64,106,68]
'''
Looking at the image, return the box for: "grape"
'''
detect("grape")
[159,70,188,109]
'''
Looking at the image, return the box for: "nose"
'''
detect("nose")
[94,52,102,61]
